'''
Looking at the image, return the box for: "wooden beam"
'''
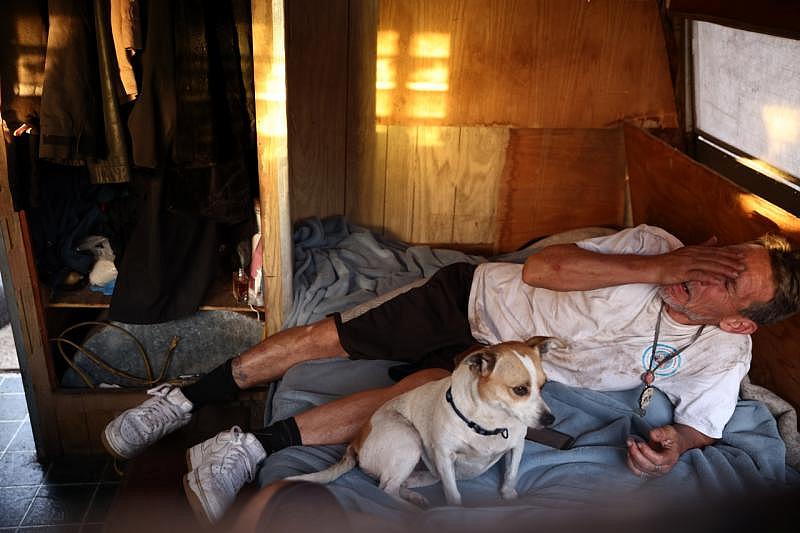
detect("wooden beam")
[252,0,292,335]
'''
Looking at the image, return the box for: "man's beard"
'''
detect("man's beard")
[658,286,715,323]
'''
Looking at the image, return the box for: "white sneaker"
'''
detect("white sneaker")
[183,427,266,524]
[186,425,247,471]
[102,384,193,460]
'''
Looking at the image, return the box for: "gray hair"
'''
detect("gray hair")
[741,234,800,325]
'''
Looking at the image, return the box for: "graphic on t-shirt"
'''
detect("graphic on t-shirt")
[640,343,682,377]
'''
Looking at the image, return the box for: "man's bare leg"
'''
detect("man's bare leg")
[232,316,346,388]
[295,368,450,445]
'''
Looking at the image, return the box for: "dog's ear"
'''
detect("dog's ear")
[523,336,564,355]
[464,350,497,377]
[454,343,488,367]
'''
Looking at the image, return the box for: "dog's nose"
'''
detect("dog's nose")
[539,412,555,427]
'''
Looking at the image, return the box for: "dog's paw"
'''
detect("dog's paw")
[400,488,430,508]
[501,487,519,500]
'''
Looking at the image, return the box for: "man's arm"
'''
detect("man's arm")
[522,239,745,291]
[625,423,716,478]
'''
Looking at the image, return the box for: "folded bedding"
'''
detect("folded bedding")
[258,358,799,527]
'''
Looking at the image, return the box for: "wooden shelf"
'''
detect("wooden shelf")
[46,274,263,313]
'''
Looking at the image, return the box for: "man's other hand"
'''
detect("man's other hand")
[626,423,715,480]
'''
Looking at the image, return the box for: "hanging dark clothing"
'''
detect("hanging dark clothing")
[38,0,131,184]
[88,0,132,183]
[128,0,253,224]
[108,171,219,324]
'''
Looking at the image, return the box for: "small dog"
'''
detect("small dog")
[288,337,556,506]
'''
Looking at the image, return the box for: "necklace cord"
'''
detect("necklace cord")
[647,301,706,377]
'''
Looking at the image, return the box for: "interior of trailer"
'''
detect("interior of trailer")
[1,0,800,530]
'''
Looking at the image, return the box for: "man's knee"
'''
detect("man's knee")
[310,317,345,352]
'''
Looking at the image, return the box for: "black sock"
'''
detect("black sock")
[252,417,302,454]
[182,359,240,409]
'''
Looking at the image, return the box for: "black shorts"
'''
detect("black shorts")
[333,262,478,371]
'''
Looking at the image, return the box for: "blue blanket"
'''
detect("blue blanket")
[258,358,799,525]
[285,217,485,328]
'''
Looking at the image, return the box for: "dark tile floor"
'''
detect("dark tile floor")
[0,372,120,532]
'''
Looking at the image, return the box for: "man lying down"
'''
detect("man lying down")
[102,224,800,523]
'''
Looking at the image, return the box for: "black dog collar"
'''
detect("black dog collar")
[445,387,509,439]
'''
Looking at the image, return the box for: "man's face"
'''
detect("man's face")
[659,244,775,326]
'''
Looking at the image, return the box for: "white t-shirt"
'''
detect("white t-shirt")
[468,224,751,438]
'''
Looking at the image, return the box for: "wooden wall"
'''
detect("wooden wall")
[286,0,677,251]
[497,128,627,251]
[376,0,677,128]
[626,123,800,411]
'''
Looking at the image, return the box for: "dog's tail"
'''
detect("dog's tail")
[285,445,357,484]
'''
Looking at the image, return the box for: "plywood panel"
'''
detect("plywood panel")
[496,128,627,252]
[625,123,800,411]
[285,0,348,221]
[453,128,510,244]
[412,126,461,242]
[383,126,418,241]
[381,126,510,245]
[378,0,677,128]
[625,124,800,243]
[347,125,388,231]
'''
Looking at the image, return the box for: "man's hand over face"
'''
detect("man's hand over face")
[655,237,745,285]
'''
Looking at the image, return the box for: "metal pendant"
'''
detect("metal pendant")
[636,385,654,416]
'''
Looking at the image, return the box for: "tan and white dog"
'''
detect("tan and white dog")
[288,337,556,506]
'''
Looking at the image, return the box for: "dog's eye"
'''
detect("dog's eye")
[512,385,529,397]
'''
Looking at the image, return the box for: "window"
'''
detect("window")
[692,21,800,214]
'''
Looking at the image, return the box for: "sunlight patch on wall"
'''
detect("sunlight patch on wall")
[410,32,450,59]
[376,31,399,118]
[376,30,451,121]
[14,17,44,97]
[737,192,800,231]
[407,32,450,120]
[417,127,442,147]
